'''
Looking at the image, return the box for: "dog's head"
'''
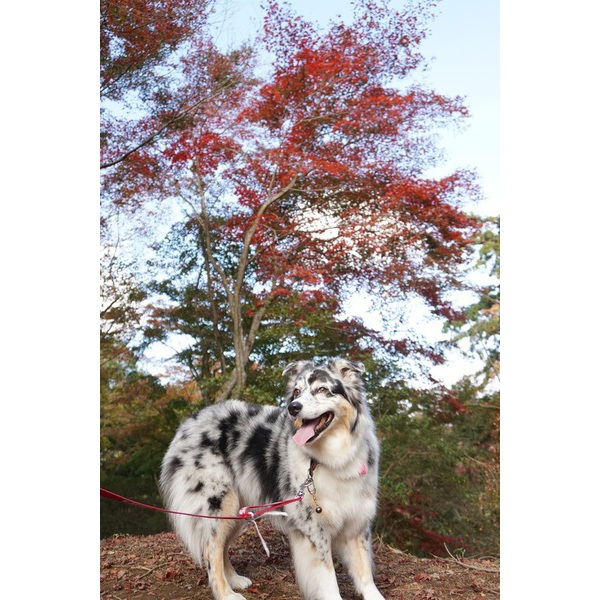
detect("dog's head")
[282,358,366,447]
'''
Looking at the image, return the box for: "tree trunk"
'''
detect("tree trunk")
[196,173,299,402]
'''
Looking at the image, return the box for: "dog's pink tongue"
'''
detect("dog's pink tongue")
[293,421,317,446]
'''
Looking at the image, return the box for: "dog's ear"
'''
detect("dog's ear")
[282,362,299,378]
[328,358,365,379]
[282,360,311,378]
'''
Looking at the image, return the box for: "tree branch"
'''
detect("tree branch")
[234,173,300,294]
[443,544,500,574]
[101,80,240,169]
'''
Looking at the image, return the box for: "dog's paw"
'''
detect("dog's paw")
[222,593,247,600]
[362,588,386,600]
[228,573,252,590]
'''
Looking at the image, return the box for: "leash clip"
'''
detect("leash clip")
[301,471,322,514]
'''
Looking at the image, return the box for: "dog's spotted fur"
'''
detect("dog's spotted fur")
[160,358,385,600]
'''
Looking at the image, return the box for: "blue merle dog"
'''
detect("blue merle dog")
[160,358,385,600]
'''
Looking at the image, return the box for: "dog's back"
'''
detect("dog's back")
[160,400,293,599]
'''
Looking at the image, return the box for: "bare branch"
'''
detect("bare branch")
[443,544,500,574]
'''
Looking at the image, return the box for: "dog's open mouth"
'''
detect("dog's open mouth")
[292,412,334,446]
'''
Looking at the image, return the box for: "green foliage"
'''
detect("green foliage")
[100,473,169,539]
[446,216,500,387]
[374,382,499,557]
[100,338,203,536]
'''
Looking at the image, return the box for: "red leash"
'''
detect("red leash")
[100,487,303,520]
[101,465,320,557]
[101,487,304,556]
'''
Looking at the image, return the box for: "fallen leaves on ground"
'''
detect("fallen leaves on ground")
[100,523,499,599]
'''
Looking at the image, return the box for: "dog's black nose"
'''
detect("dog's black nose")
[288,401,303,417]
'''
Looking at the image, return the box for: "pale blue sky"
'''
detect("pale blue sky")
[212,0,500,217]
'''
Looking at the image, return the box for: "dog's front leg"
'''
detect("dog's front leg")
[288,530,342,600]
[334,532,385,600]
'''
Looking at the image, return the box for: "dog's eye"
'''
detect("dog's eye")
[317,387,329,395]
[293,388,301,397]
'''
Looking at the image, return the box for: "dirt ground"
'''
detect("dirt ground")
[100,523,499,599]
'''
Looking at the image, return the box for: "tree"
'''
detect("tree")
[104,0,481,401]
[373,215,500,556]
[100,3,499,552]
[101,0,254,181]
[446,216,500,387]
[440,216,500,553]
